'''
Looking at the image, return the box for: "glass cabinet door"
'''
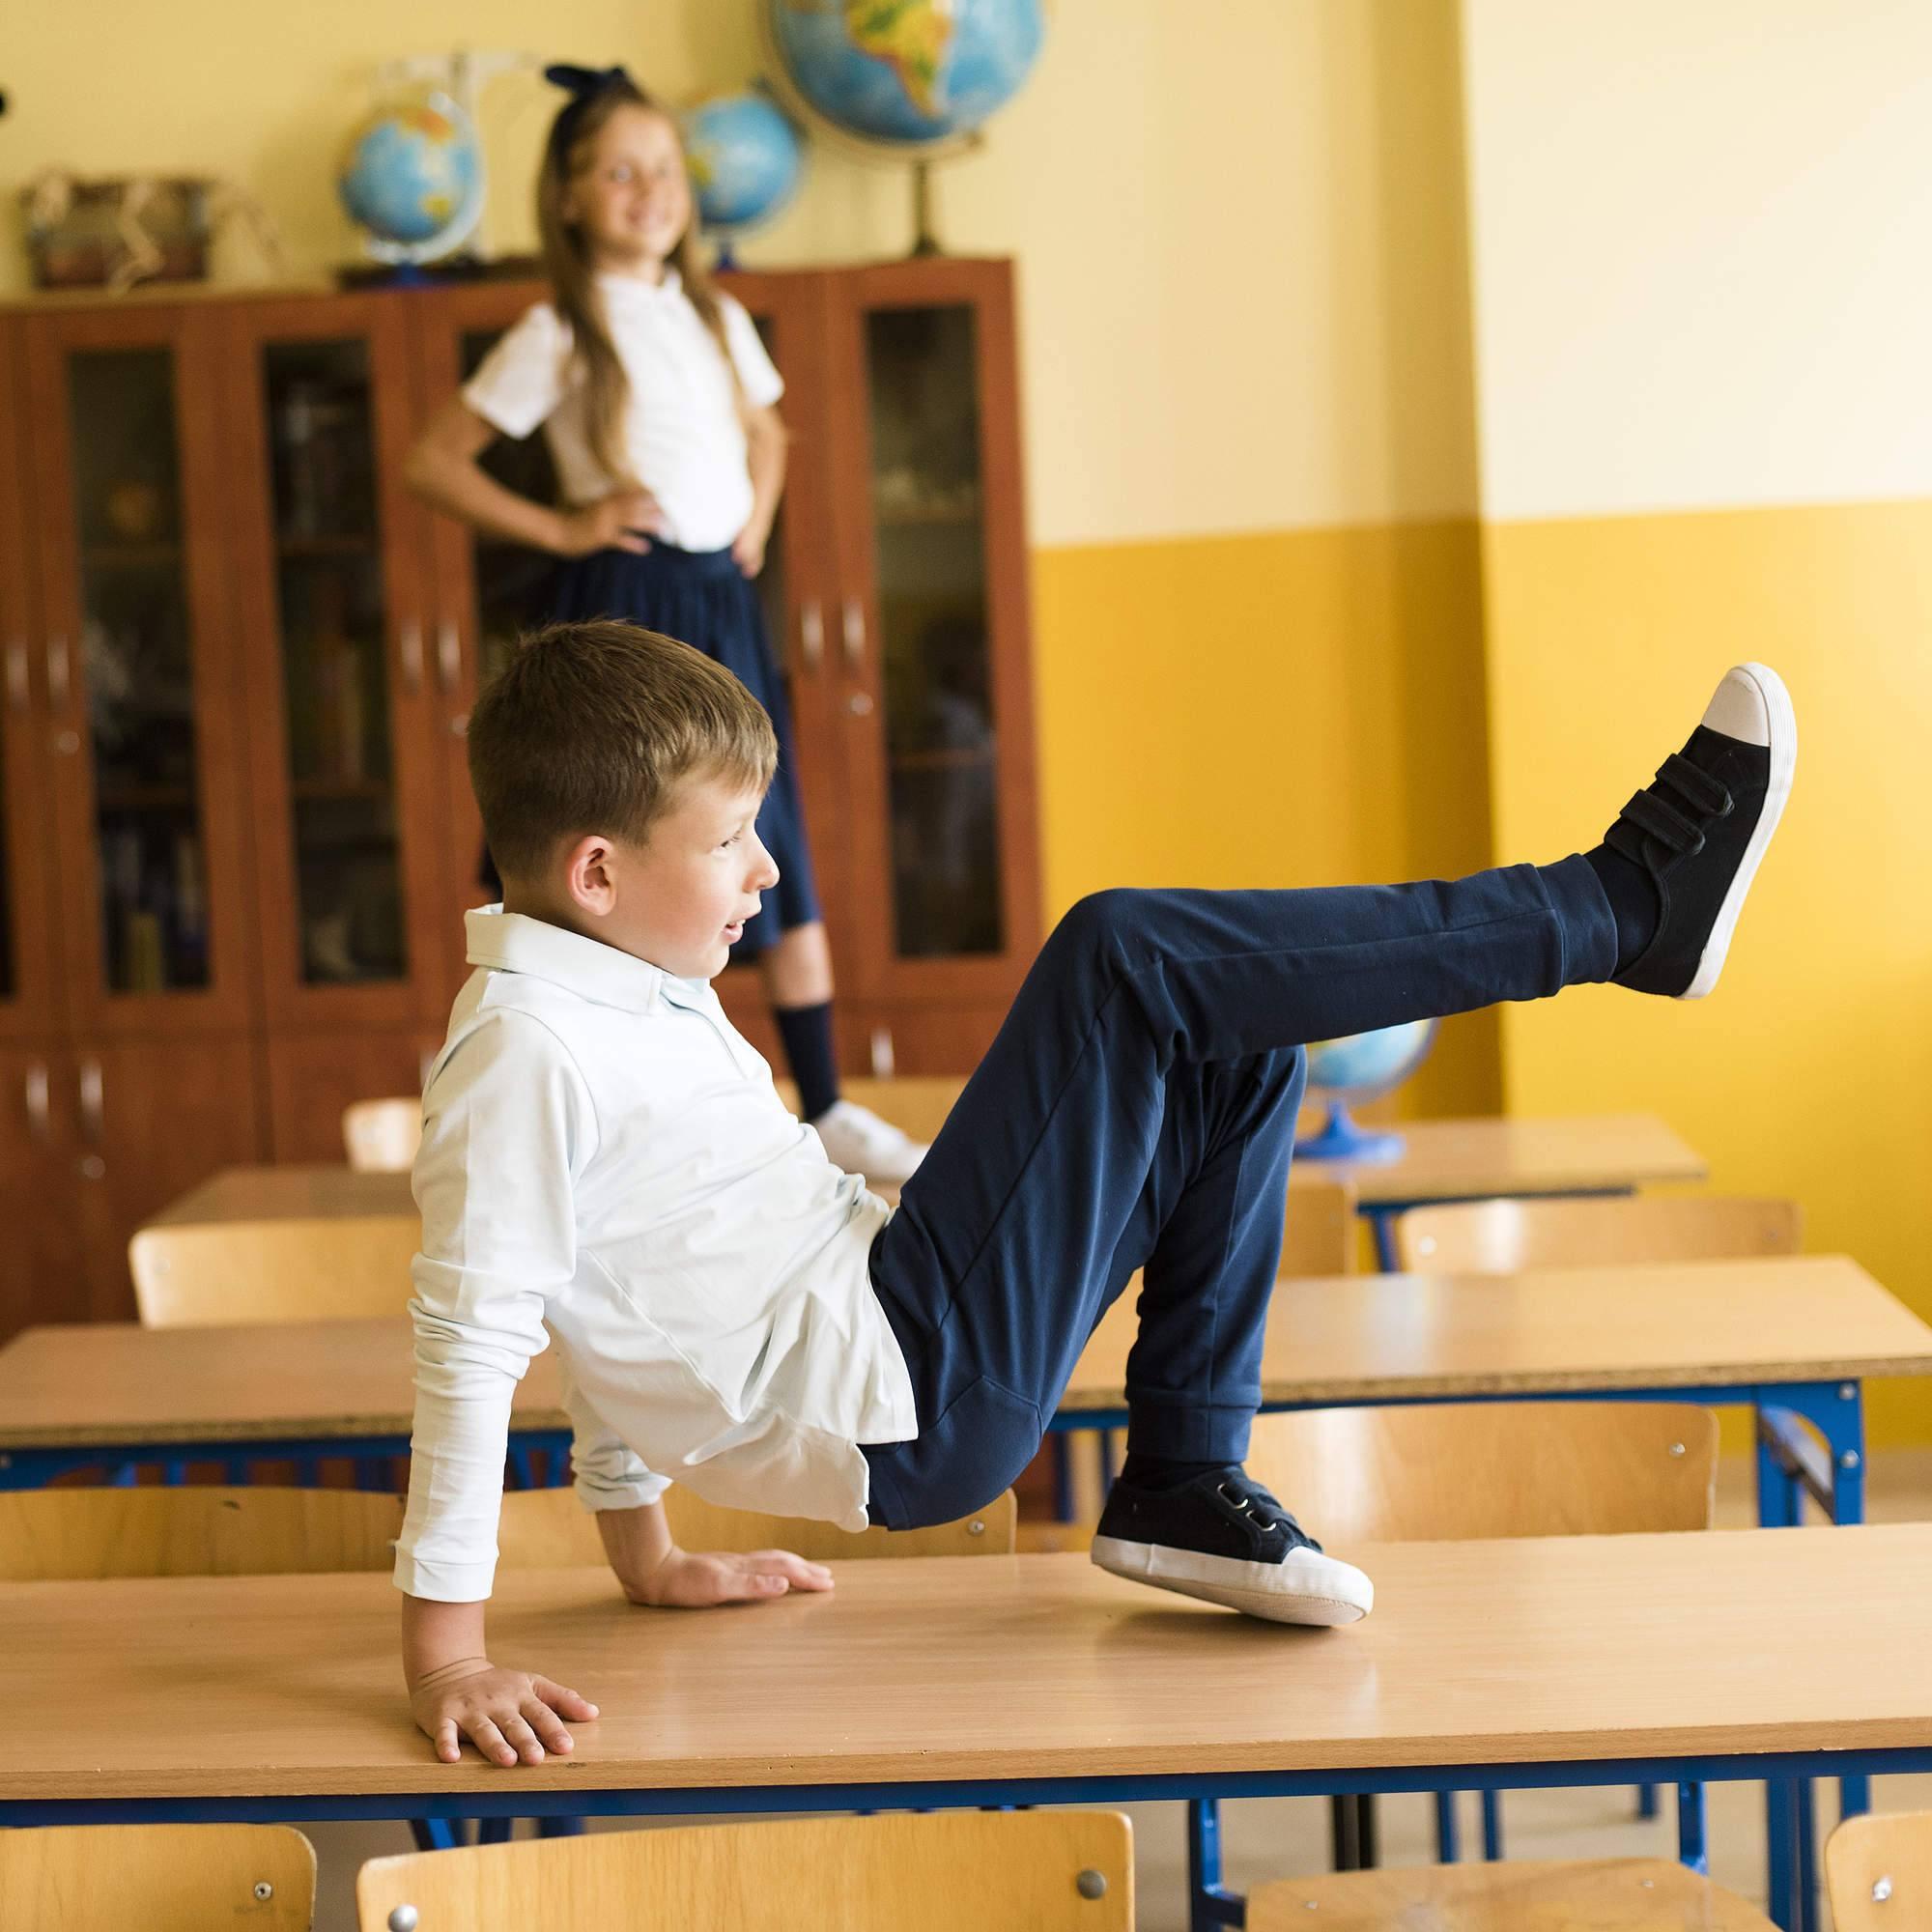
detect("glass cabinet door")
[23,308,255,1034]
[828,261,1040,1004]
[227,298,445,1029]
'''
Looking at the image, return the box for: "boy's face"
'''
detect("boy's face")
[590,774,778,980]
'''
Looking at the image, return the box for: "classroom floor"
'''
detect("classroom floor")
[305,1450,1932,1931]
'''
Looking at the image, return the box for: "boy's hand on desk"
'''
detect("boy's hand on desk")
[624,1546,835,1608]
[411,1658,598,1769]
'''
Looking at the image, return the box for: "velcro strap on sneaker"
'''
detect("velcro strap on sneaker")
[1618,786,1706,854]
[1657,752,1732,819]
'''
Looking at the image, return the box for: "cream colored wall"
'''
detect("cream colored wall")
[1460,0,1932,520]
[0,0,1479,543]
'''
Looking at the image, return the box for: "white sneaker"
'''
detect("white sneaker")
[810,1098,929,1186]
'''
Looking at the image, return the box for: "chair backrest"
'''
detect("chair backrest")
[0,1486,404,1580]
[497,1484,1018,1567]
[1283,1176,1358,1276]
[1826,1810,1932,1932]
[343,1096,423,1173]
[128,1214,420,1325]
[1392,1194,1803,1274]
[1249,1856,1771,1930]
[358,1810,1132,1932]
[1,1823,316,1931]
[1246,1401,1719,1543]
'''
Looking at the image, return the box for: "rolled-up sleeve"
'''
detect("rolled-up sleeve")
[394,1009,597,1602]
[555,1355,670,1515]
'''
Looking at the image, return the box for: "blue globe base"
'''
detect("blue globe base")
[1293,1101,1406,1164]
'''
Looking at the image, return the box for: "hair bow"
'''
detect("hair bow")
[544,63,638,99]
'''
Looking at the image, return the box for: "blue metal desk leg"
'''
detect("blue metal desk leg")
[1186,1798,1240,1931]
[1677,1781,1708,1874]
[1434,1790,1460,1862]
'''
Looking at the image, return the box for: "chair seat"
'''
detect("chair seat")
[1248,1856,1776,1929]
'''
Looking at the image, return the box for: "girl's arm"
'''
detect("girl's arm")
[404,396,664,558]
[731,402,789,577]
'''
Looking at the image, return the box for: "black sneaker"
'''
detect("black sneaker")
[1607,662,1796,999]
[1091,1465,1374,1626]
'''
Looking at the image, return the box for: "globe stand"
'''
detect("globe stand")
[1293,1101,1406,1164]
[910,160,941,257]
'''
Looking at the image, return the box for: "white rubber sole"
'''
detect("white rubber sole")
[1679,661,1797,1001]
[1092,1535,1374,1627]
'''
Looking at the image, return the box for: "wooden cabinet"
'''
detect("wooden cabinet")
[0,258,1040,1334]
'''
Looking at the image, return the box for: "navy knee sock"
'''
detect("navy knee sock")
[775,1001,840,1122]
[1584,845,1661,973]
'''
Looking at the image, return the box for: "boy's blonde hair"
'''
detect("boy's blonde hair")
[468,620,778,882]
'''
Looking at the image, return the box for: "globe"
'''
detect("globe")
[683,89,806,267]
[1295,1019,1438,1163]
[765,0,1045,153]
[337,93,484,267]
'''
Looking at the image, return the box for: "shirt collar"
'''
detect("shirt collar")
[597,266,683,303]
[466,906,713,1015]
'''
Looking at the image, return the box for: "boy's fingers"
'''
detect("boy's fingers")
[533,1676,599,1721]
[751,1550,836,1590]
[522,1697,575,1754]
[468,1717,518,1769]
[434,1720,461,1764]
[500,1715,546,1764]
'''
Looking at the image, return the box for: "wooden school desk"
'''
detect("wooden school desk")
[3,1527,1930,1932]
[149,1109,1705,1264]
[6,1257,1925,1533]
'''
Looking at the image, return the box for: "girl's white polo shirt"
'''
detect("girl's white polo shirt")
[462,269,783,554]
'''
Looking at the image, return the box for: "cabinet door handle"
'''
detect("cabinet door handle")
[840,598,866,671]
[77,1056,104,1148]
[799,599,825,675]
[398,619,424,696]
[5,639,28,715]
[24,1062,50,1148]
[46,635,70,713]
[436,619,462,693]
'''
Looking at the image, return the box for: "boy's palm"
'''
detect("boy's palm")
[630,1546,835,1608]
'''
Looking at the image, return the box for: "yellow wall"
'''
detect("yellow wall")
[1462,1,1932,1441]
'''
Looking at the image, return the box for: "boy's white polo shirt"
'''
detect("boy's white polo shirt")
[461,270,783,554]
[393,908,916,1604]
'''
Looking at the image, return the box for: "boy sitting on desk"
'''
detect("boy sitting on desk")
[399,621,1794,1768]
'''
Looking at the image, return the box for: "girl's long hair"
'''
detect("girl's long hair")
[536,76,743,488]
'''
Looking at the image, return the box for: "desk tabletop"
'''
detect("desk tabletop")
[2,1257,1925,1452]
[3,1525,1930,1802]
[1310,1112,1706,1204]
[1069,1253,1932,1407]
[146,1114,1705,1234]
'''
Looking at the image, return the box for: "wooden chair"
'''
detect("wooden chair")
[0,1485,404,1580]
[1226,1401,1719,1889]
[1248,1857,1774,1929]
[1,1823,317,1931]
[499,1481,1018,1565]
[358,1810,1133,1932]
[344,1095,422,1173]
[1826,1809,1932,1931]
[1391,1193,1803,1274]
[128,1214,420,1326]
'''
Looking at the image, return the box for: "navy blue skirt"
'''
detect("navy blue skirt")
[480,543,821,959]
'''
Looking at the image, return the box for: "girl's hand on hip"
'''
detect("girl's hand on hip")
[730,520,768,578]
[625,1546,834,1608]
[410,1656,599,1768]
[558,489,667,557]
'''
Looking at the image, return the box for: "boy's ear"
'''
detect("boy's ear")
[561,833,620,915]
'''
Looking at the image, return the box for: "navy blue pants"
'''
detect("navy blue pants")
[860,855,1618,1528]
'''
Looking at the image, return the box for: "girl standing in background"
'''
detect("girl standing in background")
[406,63,925,1184]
